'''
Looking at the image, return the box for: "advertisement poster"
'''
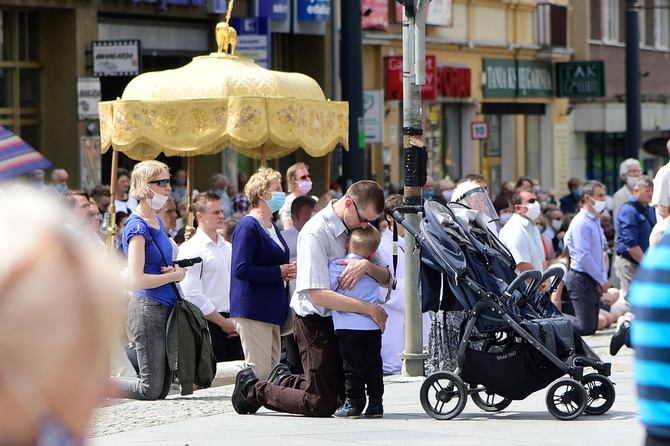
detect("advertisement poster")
[80,136,101,193]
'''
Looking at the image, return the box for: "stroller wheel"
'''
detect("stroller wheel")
[419,372,467,420]
[545,378,588,421]
[469,385,513,412]
[581,373,616,415]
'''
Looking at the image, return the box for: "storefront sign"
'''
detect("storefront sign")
[556,61,606,98]
[438,66,471,98]
[229,17,271,69]
[483,59,553,98]
[77,77,101,121]
[92,40,140,77]
[104,0,206,13]
[362,0,388,31]
[206,0,227,14]
[395,0,453,27]
[363,90,383,144]
[385,55,436,100]
[258,0,289,20]
[297,0,330,22]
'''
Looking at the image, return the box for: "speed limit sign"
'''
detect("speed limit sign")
[471,122,489,140]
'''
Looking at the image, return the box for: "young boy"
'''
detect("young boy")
[328,225,384,418]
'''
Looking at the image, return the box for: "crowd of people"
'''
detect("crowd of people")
[10,143,670,444]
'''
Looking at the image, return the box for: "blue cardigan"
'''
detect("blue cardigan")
[230,215,290,325]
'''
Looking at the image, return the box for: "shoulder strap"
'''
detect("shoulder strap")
[624,201,654,228]
[147,228,182,302]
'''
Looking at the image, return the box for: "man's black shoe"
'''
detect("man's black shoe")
[334,398,364,418]
[267,363,292,386]
[231,367,260,414]
[610,319,631,356]
[364,398,384,418]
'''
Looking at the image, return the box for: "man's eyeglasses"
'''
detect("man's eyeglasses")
[297,174,311,181]
[349,197,375,224]
[149,179,170,188]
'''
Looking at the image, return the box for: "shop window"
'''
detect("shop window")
[0,9,41,149]
[604,0,620,43]
[655,0,670,48]
[536,2,568,48]
[525,115,541,181]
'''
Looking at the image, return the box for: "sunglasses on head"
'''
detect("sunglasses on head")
[149,179,170,188]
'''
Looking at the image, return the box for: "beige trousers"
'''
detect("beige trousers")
[232,317,281,381]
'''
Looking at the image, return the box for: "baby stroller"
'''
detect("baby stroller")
[392,199,614,421]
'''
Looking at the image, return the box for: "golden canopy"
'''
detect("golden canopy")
[98,52,349,161]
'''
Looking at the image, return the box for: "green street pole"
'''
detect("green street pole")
[397,0,428,377]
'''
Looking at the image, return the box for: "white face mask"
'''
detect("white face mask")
[297,180,312,195]
[551,219,562,231]
[442,190,453,201]
[626,176,638,188]
[523,201,541,221]
[148,192,169,211]
[592,198,606,214]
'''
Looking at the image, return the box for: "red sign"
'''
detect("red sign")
[384,55,437,100]
[437,66,471,98]
[361,0,388,31]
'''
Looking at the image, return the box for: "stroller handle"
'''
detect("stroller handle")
[503,270,542,299]
[391,206,424,224]
[391,206,424,239]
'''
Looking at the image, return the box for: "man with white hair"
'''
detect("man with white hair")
[613,158,642,221]
[48,168,69,195]
[651,140,670,221]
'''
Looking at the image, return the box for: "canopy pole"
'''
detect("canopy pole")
[323,151,331,194]
[106,149,119,255]
[187,157,195,231]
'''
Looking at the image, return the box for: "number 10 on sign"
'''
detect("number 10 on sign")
[471,122,489,140]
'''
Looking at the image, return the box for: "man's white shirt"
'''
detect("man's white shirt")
[177,227,232,315]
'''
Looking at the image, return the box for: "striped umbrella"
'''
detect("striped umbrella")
[0,126,53,180]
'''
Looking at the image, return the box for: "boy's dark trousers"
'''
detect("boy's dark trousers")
[337,329,383,401]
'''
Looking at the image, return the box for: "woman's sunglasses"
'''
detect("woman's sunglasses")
[149,179,170,188]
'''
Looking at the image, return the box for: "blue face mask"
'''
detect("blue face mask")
[423,190,434,199]
[573,189,580,198]
[265,192,286,213]
[55,184,68,193]
[335,192,343,199]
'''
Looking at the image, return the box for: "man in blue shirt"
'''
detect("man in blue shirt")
[564,180,612,335]
[628,227,670,445]
[614,176,656,311]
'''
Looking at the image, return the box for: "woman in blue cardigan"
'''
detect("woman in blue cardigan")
[230,167,296,381]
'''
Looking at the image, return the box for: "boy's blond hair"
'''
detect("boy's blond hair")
[348,225,381,258]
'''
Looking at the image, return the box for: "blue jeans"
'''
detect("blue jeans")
[114,295,173,400]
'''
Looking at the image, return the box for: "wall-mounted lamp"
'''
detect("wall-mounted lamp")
[561,104,574,116]
[363,8,373,17]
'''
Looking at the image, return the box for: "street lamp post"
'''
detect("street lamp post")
[397,0,428,377]
[626,0,642,159]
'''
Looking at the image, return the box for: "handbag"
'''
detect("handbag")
[280,282,295,336]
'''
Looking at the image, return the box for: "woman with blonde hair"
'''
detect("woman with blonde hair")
[278,162,329,229]
[230,167,296,381]
[113,160,186,400]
